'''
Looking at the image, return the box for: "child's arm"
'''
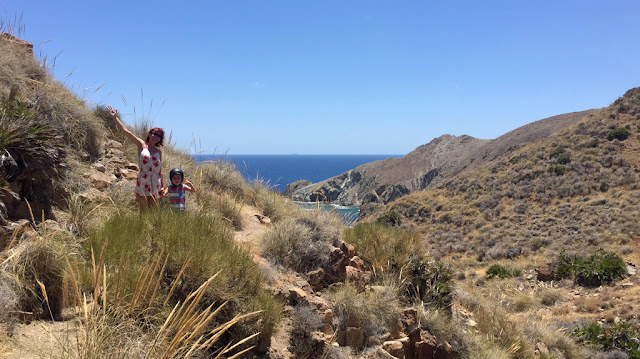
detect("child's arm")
[159,186,169,197]
[184,179,196,193]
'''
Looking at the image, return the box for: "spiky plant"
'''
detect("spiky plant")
[0,97,67,213]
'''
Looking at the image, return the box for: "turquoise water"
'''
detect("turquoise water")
[294,201,360,225]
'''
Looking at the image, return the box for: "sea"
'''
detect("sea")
[192,154,402,224]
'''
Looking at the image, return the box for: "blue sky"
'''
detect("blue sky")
[2,1,640,154]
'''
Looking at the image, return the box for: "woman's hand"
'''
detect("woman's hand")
[106,105,118,119]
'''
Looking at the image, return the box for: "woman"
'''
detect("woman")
[107,105,164,211]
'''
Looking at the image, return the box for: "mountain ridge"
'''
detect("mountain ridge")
[286,109,597,207]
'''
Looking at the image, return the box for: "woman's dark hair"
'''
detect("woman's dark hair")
[145,127,165,146]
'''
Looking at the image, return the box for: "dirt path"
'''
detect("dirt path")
[233,206,296,358]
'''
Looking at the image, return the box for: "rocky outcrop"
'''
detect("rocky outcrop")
[287,134,487,206]
[286,110,596,208]
[283,179,311,197]
[0,33,34,55]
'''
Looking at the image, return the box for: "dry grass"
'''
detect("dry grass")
[330,281,402,338]
[262,208,342,274]
[201,160,249,200]
[456,284,534,359]
[250,181,299,222]
[84,208,282,346]
[343,222,423,277]
[523,320,589,359]
[58,242,262,358]
[0,215,78,321]
[0,37,47,97]
[30,81,105,159]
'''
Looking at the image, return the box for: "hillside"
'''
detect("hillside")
[286,109,596,207]
[2,30,640,359]
[370,87,640,260]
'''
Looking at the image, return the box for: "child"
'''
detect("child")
[162,168,196,210]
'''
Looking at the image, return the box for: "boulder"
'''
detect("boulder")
[383,340,404,358]
[91,162,106,173]
[376,347,398,359]
[536,267,554,282]
[90,172,116,190]
[307,268,325,289]
[349,256,366,271]
[289,287,308,305]
[345,265,371,285]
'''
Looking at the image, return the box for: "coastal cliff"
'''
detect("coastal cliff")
[285,110,596,207]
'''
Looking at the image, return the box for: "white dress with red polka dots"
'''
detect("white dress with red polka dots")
[136,145,162,197]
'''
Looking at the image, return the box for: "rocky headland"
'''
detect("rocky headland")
[285,110,596,209]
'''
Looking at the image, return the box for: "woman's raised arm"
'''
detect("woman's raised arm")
[106,105,144,151]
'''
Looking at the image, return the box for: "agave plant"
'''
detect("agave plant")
[0,97,67,216]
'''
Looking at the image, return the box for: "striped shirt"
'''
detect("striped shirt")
[168,184,186,210]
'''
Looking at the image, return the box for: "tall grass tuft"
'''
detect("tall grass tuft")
[60,241,262,358]
[343,222,422,276]
[0,225,75,321]
[330,281,402,338]
[85,208,282,346]
[456,285,534,359]
[262,209,342,273]
[250,181,298,222]
[201,160,249,200]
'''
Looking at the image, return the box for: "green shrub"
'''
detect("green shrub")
[574,322,640,358]
[607,128,630,141]
[485,264,517,280]
[509,156,521,164]
[512,172,533,183]
[547,164,565,175]
[550,146,566,159]
[556,152,571,164]
[555,252,627,286]
[377,210,402,226]
[584,139,598,148]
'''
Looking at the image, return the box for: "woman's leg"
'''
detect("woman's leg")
[136,196,149,211]
[147,196,159,210]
